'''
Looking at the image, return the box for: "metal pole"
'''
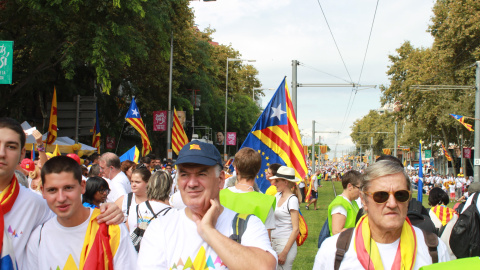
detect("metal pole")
[394,121,398,157]
[167,32,173,154]
[292,60,298,118]
[224,60,229,161]
[318,136,321,168]
[461,131,464,174]
[312,120,315,173]
[475,61,480,182]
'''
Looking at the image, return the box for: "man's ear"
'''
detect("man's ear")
[19,147,26,163]
[218,170,225,189]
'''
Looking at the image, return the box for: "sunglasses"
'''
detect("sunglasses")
[364,190,411,204]
[98,189,111,195]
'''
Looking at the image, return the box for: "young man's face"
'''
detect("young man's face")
[0,127,25,183]
[42,171,86,227]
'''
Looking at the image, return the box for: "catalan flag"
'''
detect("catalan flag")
[125,97,152,156]
[239,78,308,192]
[53,144,61,157]
[92,104,101,154]
[431,205,455,226]
[172,108,189,155]
[442,143,452,161]
[450,114,474,131]
[46,87,57,145]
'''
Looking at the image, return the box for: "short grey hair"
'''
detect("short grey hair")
[176,164,223,179]
[361,160,411,193]
[147,171,172,201]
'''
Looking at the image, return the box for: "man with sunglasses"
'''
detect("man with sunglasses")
[314,160,450,269]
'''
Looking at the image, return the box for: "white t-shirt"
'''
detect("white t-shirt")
[135,201,171,227]
[227,186,276,230]
[313,226,450,270]
[271,193,299,239]
[449,184,455,193]
[331,195,353,217]
[5,186,54,269]
[169,191,186,209]
[137,207,277,269]
[24,208,137,270]
[121,193,138,234]
[105,178,127,203]
[112,171,132,193]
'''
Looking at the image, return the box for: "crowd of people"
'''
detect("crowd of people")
[3,116,480,269]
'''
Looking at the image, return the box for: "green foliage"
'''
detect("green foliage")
[357,0,480,174]
[350,110,395,155]
[0,0,263,157]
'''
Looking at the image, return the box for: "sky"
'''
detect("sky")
[190,0,436,157]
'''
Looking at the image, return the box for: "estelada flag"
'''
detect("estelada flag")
[125,97,152,156]
[442,143,453,161]
[238,77,308,192]
[46,87,58,145]
[450,114,474,131]
[172,108,189,155]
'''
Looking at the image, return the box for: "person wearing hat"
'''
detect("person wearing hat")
[137,140,277,269]
[219,147,277,237]
[269,166,302,270]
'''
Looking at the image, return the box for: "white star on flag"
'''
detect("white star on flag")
[270,104,286,120]
[131,108,139,117]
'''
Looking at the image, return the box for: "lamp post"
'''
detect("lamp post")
[225,58,256,161]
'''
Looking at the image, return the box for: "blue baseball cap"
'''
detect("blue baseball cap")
[175,140,223,167]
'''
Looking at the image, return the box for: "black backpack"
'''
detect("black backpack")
[450,192,480,258]
[407,198,437,234]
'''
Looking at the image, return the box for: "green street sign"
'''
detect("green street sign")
[0,41,13,84]
[425,149,431,159]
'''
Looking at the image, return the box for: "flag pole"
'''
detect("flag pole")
[115,121,126,155]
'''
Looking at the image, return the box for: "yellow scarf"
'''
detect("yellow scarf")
[354,215,417,270]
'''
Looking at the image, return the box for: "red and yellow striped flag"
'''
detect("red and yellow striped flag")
[46,87,58,145]
[442,143,452,161]
[431,205,455,226]
[79,209,121,270]
[172,108,189,155]
[125,97,152,156]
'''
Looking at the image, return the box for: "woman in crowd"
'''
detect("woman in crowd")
[121,160,136,181]
[428,187,458,259]
[115,167,151,232]
[132,170,172,251]
[265,163,282,196]
[270,166,301,270]
[327,170,361,235]
[82,176,110,208]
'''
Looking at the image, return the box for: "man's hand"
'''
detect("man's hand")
[32,130,43,144]
[191,199,223,241]
[97,202,124,225]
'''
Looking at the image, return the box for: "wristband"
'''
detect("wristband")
[37,145,45,152]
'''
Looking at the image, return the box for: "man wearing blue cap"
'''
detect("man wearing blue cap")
[137,140,277,269]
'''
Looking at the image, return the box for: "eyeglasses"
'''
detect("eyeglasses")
[351,184,360,189]
[363,190,411,204]
[98,189,110,195]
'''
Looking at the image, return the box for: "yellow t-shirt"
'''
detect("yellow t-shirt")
[265,185,277,196]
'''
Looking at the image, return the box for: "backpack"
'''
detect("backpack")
[334,227,438,270]
[131,202,171,252]
[126,192,133,216]
[449,192,480,258]
[229,213,252,243]
[407,198,437,234]
[287,195,308,246]
[317,217,330,248]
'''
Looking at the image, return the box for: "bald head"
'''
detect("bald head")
[100,152,121,169]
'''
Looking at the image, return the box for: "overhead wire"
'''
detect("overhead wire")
[315,0,353,83]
